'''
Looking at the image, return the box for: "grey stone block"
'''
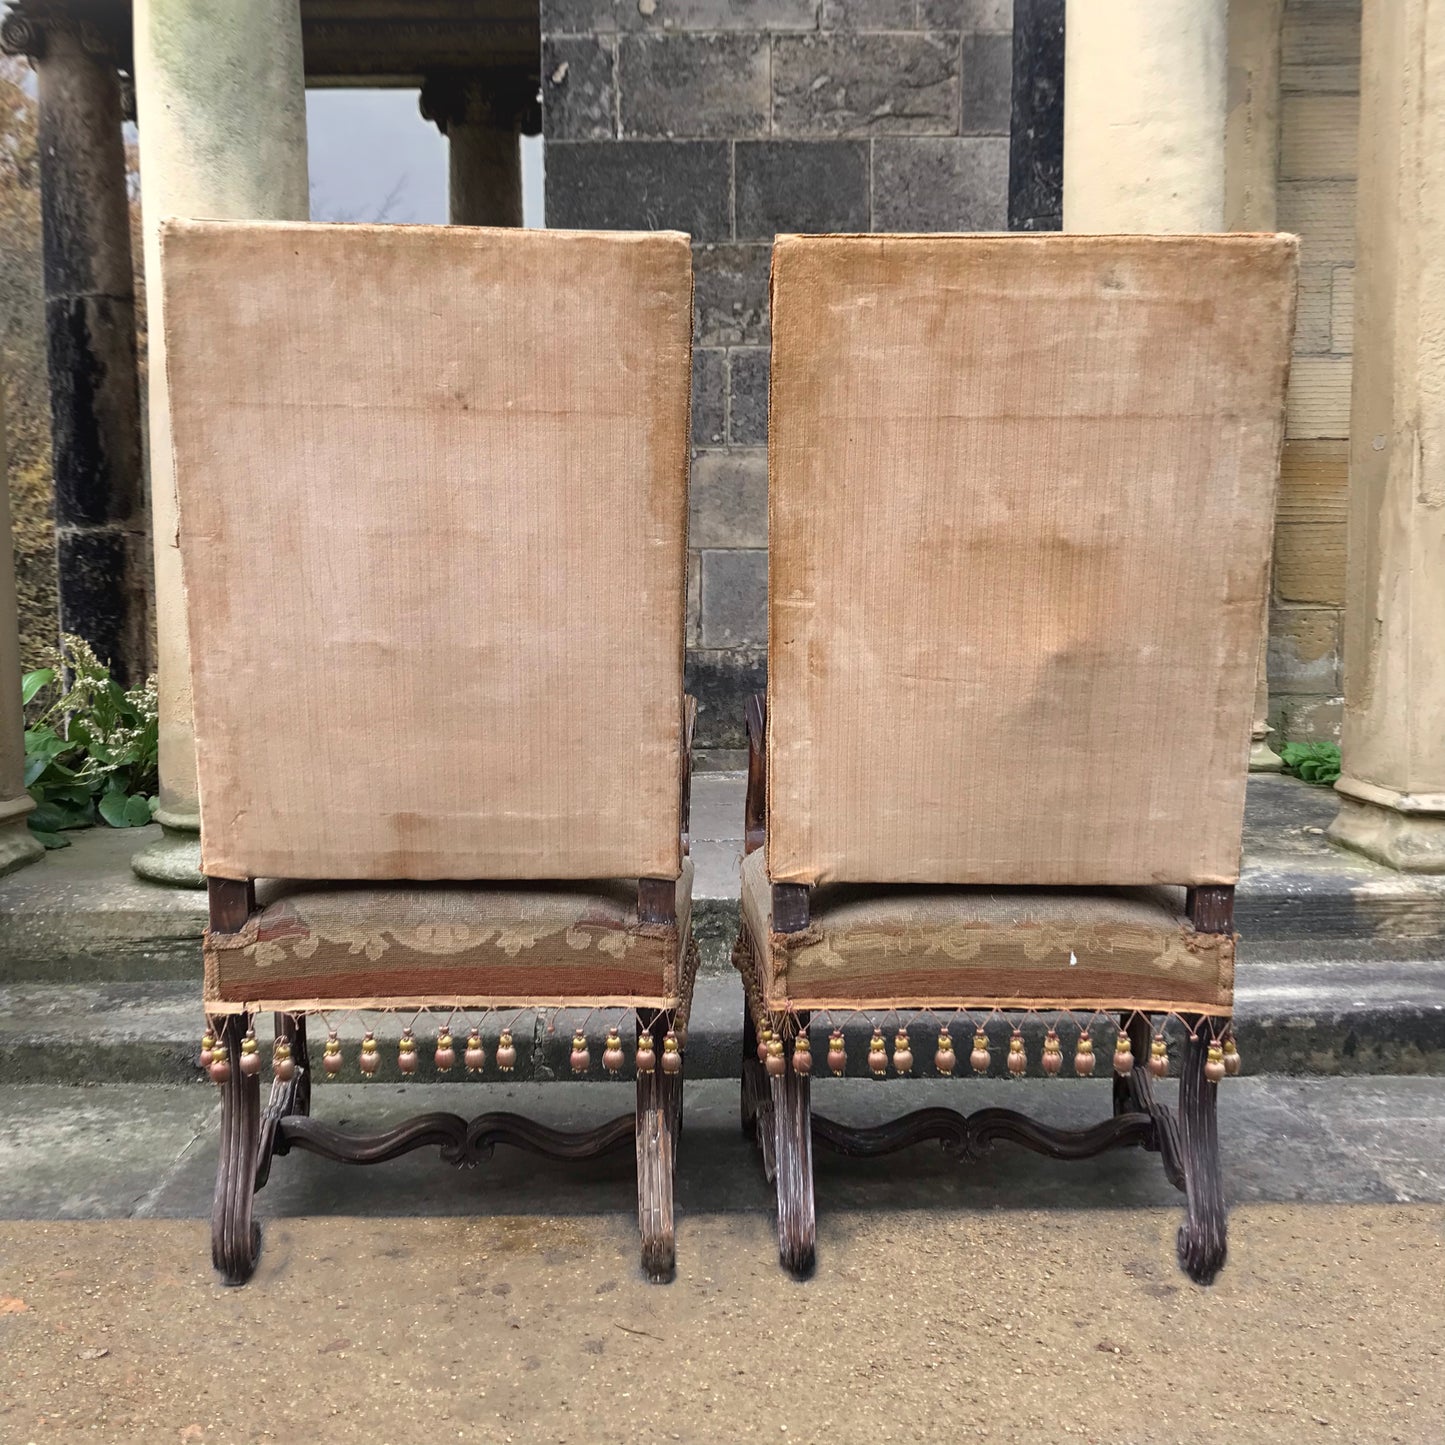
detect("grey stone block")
[543,37,616,141]
[735,141,870,238]
[620,34,769,139]
[918,0,1014,29]
[773,33,960,137]
[694,243,772,346]
[728,348,770,447]
[544,140,731,240]
[961,30,1012,135]
[544,0,818,33]
[701,549,768,648]
[690,449,768,548]
[685,647,767,748]
[687,549,701,646]
[872,136,1009,229]
[693,347,727,446]
[819,0,916,27]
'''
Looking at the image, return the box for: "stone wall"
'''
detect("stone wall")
[541,0,1013,749]
[1270,0,1358,743]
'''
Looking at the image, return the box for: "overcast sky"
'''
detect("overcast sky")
[306,88,544,227]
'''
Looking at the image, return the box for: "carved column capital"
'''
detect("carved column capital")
[2,2,116,62]
[419,69,540,137]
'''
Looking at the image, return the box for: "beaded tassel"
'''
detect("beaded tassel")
[1113,1029,1134,1078]
[1223,1036,1241,1077]
[239,1028,262,1077]
[827,1029,847,1077]
[868,1027,888,1077]
[603,1029,626,1075]
[208,1040,232,1085]
[434,1029,456,1074]
[635,1033,657,1074]
[970,1027,991,1076]
[359,1031,381,1076]
[570,1029,591,1075]
[757,1023,773,1065]
[892,1028,913,1076]
[792,1033,813,1076]
[396,1027,418,1075]
[322,1029,343,1078]
[1204,1039,1226,1084]
[1148,1034,1169,1078]
[1074,1033,1096,1077]
[934,1027,956,1077]
[272,1037,295,1083]
[661,1030,682,1075]
[496,1030,517,1073]
[765,1036,786,1078]
[1042,1027,1063,1076]
[465,1029,486,1073]
[1007,1028,1027,1077]
[199,1029,215,1070]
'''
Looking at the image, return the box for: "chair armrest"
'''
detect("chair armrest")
[744,692,765,857]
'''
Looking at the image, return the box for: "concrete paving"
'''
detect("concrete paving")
[1,1076,1444,1442]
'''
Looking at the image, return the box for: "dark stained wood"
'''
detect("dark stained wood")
[1175,1020,1228,1284]
[638,877,677,926]
[680,693,697,856]
[771,1056,816,1277]
[211,1013,262,1286]
[772,883,810,934]
[207,877,255,934]
[1187,884,1235,934]
[636,1011,679,1282]
[744,691,766,856]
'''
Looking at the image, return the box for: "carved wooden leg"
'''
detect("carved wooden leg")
[1113,1012,1153,1117]
[636,1015,678,1284]
[277,1011,311,1119]
[1176,1022,1227,1285]
[211,1013,262,1286]
[771,1060,816,1277]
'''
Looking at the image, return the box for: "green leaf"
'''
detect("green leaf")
[28,827,70,849]
[123,794,153,827]
[21,668,55,705]
[98,789,134,827]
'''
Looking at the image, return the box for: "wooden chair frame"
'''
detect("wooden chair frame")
[738,694,1230,1284]
[209,700,695,1287]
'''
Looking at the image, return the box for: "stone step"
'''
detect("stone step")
[3,958,1443,1087]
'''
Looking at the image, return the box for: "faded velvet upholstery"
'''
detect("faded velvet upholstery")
[739,850,1231,1016]
[766,233,1299,888]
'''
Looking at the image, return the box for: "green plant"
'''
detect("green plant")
[22,635,158,848]
[1279,739,1341,787]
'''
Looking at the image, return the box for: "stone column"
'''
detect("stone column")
[1327,0,1445,870]
[1063,0,1228,232]
[1008,0,1064,232]
[420,71,535,227]
[1225,0,1286,772]
[1,7,147,688]
[130,0,308,886]
[0,393,45,877]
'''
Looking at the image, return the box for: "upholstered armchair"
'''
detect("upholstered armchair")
[736,233,1298,1283]
[163,220,696,1284]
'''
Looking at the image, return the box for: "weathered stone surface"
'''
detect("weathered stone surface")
[700,548,767,648]
[1008,0,1063,229]
[686,549,701,646]
[772,34,960,137]
[872,136,1009,228]
[1274,521,1346,606]
[819,0,916,27]
[693,243,771,346]
[544,140,731,239]
[693,347,727,447]
[961,29,1013,134]
[542,37,616,140]
[685,646,767,748]
[620,34,769,139]
[543,0,818,33]
[1268,607,1341,696]
[690,450,768,549]
[728,348,769,446]
[735,140,870,238]
[918,0,1014,28]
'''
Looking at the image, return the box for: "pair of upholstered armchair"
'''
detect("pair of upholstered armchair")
[164,221,1296,1288]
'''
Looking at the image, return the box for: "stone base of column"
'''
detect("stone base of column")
[1250,738,1284,772]
[0,816,44,877]
[1328,786,1445,873]
[131,807,204,888]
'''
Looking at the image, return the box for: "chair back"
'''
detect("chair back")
[766,232,1298,887]
[164,220,692,882]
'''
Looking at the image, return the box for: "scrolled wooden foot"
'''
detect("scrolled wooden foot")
[1176,1024,1228,1285]
[771,1063,816,1278]
[211,1014,263,1286]
[636,1016,678,1284]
